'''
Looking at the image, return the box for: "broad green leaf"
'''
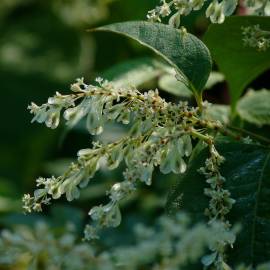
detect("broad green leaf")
[204,16,270,110]
[90,21,212,100]
[101,57,166,88]
[166,142,270,266]
[237,89,270,126]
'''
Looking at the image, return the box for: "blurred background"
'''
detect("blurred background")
[0,1,232,268]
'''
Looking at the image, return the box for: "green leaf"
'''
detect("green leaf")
[101,57,167,88]
[158,71,224,98]
[205,104,230,124]
[90,21,212,99]
[204,16,270,110]
[237,89,270,126]
[158,74,193,97]
[166,142,270,266]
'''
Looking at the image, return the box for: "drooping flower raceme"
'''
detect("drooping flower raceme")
[198,143,236,269]
[24,77,237,268]
[25,78,196,235]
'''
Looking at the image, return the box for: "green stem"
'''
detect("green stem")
[186,82,203,113]
[190,129,212,143]
[195,94,203,113]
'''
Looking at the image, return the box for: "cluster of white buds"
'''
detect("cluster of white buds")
[147,0,240,26]
[205,0,226,24]
[28,92,75,129]
[24,77,237,243]
[198,142,236,269]
[242,24,270,51]
[147,0,268,26]
[147,0,205,27]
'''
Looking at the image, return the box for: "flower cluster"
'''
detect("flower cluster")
[0,222,112,270]
[23,76,242,270]
[242,24,270,51]
[112,214,237,270]
[147,0,237,25]
[24,77,234,242]
[198,142,236,269]
[147,0,267,26]
[0,214,241,270]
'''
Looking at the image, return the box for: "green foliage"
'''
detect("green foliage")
[1,0,270,269]
[167,142,270,266]
[91,21,212,100]
[204,16,270,110]
[237,89,270,126]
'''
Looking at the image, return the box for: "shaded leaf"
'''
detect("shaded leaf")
[204,16,270,110]
[158,74,193,97]
[158,71,225,97]
[91,21,212,98]
[237,89,270,126]
[102,57,166,88]
[167,142,270,266]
